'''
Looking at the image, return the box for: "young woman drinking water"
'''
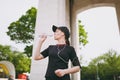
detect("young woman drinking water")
[34,25,81,80]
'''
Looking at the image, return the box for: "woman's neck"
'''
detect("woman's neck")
[57,39,66,45]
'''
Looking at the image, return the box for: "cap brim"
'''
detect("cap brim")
[52,25,57,32]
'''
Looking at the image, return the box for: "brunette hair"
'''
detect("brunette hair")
[65,38,70,46]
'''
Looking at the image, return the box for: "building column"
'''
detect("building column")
[115,1,120,33]
[30,0,69,80]
[70,1,81,80]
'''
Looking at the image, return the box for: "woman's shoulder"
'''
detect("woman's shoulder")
[46,45,56,50]
[66,45,75,49]
[48,45,75,49]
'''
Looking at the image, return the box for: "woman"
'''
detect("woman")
[34,25,81,80]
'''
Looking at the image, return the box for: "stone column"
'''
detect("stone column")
[115,0,120,33]
[30,0,69,80]
[70,1,81,80]
[71,14,81,80]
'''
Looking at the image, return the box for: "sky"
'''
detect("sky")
[0,0,38,51]
[78,7,120,66]
[0,1,120,66]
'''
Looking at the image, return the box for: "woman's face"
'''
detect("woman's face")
[54,29,64,40]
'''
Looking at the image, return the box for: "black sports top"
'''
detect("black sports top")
[41,44,81,78]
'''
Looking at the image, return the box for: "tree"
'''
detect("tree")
[81,49,120,80]
[7,7,37,57]
[0,45,13,61]
[7,7,37,44]
[24,45,33,57]
[78,20,88,47]
[0,44,31,77]
[100,50,120,80]
[12,51,31,77]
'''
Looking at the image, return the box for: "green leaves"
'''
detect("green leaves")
[7,7,37,43]
[24,45,33,57]
[0,45,13,60]
[0,44,31,76]
[81,50,120,80]
[13,52,31,73]
[78,20,88,47]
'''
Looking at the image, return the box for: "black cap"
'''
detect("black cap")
[52,25,70,39]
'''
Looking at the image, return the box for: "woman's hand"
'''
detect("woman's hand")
[55,69,66,77]
[39,34,47,43]
[55,66,80,77]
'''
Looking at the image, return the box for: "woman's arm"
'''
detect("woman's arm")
[64,66,80,74]
[34,35,47,60]
[55,66,80,77]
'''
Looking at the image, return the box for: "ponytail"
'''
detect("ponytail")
[65,39,70,46]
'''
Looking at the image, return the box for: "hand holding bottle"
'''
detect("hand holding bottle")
[39,34,47,43]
